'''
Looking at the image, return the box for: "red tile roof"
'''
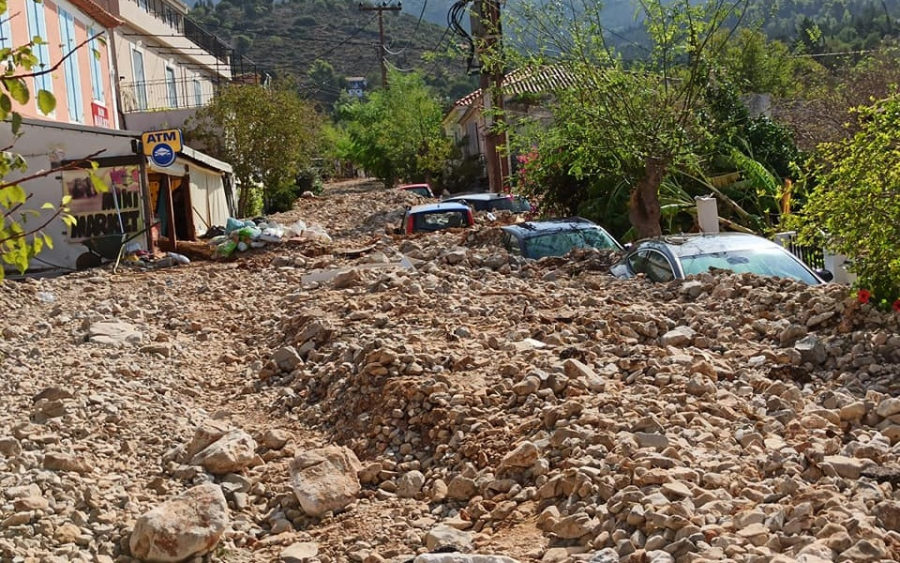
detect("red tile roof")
[453,65,578,108]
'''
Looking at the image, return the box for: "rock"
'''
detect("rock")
[552,513,596,539]
[840,539,889,561]
[660,326,695,347]
[273,346,304,372]
[822,455,868,479]
[87,320,142,346]
[447,475,477,501]
[184,419,232,460]
[190,429,257,474]
[562,359,605,391]
[281,542,319,563]
[876,398,900,418]
[54,522,82,543]
[129,483,229,562]
[43,451,92,474]
[261,428,291,450]
[397,470,426,498]
[872,500,900,532]
[290,446,362,517]
[424,524,473,551]
[0,436,21,456]
[500,441,540,469]
[333,269,362,289]
[414,556,520,563]
[795,335,827,365]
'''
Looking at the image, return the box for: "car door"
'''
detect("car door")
[627,248,676,282]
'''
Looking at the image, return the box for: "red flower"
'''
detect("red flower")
[893,299,900,313]
[858,289,872,304]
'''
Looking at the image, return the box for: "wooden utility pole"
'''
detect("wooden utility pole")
[359,2,403,89]
[471,0,506,192]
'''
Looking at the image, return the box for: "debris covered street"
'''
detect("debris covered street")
[3,179,900,563]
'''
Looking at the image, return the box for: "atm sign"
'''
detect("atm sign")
[141,129,183,156]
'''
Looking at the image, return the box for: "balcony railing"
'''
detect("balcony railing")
[119,77,218,114]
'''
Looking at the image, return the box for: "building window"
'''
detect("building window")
[26,0,52,110]
[131,48,147,110]
[87,27,104,101]
[193,78,202,106]
[165,66,177,108]
[59,8,83,123]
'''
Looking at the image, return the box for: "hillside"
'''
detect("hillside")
[188,0,479,107]
[188,0,900,108]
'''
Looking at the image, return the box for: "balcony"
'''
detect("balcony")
[119,76,218,114]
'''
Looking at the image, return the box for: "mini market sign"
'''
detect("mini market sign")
[142,129,182,168]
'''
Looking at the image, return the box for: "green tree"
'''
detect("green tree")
[0,1,108,278]
[337,69,452,188]
[187,81,324,216]
[504,0,762,237]
[795,95,900,307]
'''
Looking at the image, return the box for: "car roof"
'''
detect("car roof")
[407,202,470,213]
[398,183,430,189]
[501,217,598,237]
[639,232,787,257]
[444,192,510,201]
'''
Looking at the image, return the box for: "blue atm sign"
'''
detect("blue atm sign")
[142,129,182,168]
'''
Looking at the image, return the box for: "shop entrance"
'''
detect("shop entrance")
[148,172,195,249]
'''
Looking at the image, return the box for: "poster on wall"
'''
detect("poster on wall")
[62,165,143,242]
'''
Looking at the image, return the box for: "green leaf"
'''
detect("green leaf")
[61,194,72,206]
[5,184,26,205]
[37,90,55,115]
[5,78,28,105]
[43,232,54,250]
[11,111,21,134]
[41,202,54,210]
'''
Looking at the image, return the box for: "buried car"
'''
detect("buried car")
[442,192,532,213]
[501,217,623,259]
[403,202,474,234]
[610,232,833,285]
[398,183,435,198]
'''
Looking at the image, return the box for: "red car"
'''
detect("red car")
[398,183,435,198]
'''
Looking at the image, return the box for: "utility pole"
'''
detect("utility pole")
[471,0,506,193]
[359,2,402,89]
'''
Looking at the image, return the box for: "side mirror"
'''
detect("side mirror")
[815,269,834,282]
[623,243,633,251]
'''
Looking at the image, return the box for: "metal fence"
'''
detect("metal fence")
[119,77,217,113]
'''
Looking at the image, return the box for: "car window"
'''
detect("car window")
[503,232,522,255]
[524,228,619,259]
[627,249,649,275]
[409,187,430,197]
[680,247,820,284]
[412,210,467,232]
[644,249,675,282]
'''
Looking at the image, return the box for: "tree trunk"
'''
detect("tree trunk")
[629,157,667,239]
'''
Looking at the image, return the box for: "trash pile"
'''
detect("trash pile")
[208,217,332,259]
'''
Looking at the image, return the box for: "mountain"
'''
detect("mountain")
[188,0,479,107]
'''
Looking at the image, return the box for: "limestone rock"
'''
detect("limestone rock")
[290,446,362,517]
[129,483,229,562]
[190,429,258,474]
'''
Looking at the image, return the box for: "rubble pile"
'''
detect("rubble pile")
[2,179,900,563]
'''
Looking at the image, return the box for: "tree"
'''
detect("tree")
[794,95,900,307]
[187,81,324,216]
[337,69,452,188]
[0,3,107,278]
[503,0,754,238]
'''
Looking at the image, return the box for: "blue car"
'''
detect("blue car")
[501,217,623,259]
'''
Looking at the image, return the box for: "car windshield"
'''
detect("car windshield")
[679,247,820,284]
[524,228,619,259]
[406,186,431,197]
[412,210,467,231]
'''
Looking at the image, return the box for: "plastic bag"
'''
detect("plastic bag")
[225,217,244,233]
[216,240,237,258]
[259,226,285,243]
[167,252,191,265]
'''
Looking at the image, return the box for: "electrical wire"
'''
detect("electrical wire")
[448,0,476,72]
